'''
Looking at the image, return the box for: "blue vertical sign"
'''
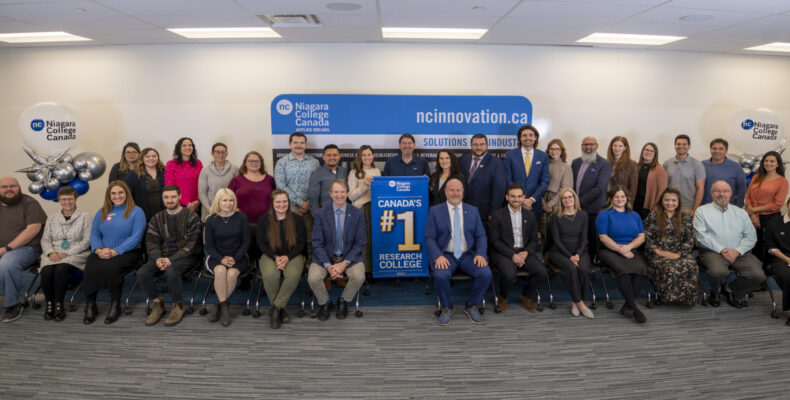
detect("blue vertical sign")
[371,176,430,278]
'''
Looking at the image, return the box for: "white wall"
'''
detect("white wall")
[1,42,789,213]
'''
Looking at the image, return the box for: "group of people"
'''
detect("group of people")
[1,127,788,328]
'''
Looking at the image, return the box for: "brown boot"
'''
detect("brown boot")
[495,295,508,313]
[521,293,537,313]
[164,301,186,326]
[145,299,165,326]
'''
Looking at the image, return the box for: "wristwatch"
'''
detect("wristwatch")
[4,245,12,252]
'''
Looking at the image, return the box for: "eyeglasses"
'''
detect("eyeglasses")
[582,143,596,147]
[125,150,139,155]
[246,159,261,164]
[213,151,227,155]
[0,184,19,189]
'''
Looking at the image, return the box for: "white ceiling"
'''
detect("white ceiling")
[0,0,789,55]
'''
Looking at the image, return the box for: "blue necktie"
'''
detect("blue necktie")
[335,209,343,256]
[453,206,462,259]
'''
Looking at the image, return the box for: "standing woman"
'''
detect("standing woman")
[607,136,639,205]
[643,188,698,305]
[548,188,594,319]
[39,186,92,321]
[228,151,275,226]
[428,149,463,206]
[107,142,140,183]
[198,142,238,222]
[634,143,668,220]
[745,151,788,259]
[763,197,790,323]
[542,139,573,249]
[204,189,250,327]
[165,137,203,214]
[348,145,381,273]
[124,147,165,221]
[257,190,306,329]
[597,185,650,323]
[82,181,146,325]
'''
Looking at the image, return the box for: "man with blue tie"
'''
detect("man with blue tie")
[504,125,550,218]
[571,136,612,258]
[459,133,506,227]
[307,180,367,321]
[426,178,492,326]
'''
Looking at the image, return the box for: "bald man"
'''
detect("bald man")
[0,177,46,323]
[571,137,612,258]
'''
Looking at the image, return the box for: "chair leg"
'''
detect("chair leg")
[199,277,213,316]
[766,278,779,319]
[23,273,41,308]
[69,282,82,312]
[297,272,307,318]
[599,269,613,309]
[588,280,597,310]
[354,278,364,317]
[252,279,264,318]
[546,274,556,310]
[124,280,139,315]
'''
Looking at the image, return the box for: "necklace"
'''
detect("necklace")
[219,212,232,224]
[562,212,577,221]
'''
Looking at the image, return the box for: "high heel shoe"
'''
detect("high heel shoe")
[104,301,121,324]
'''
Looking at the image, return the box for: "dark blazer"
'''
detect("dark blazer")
[124,170,165,221]
[489,206,539,259]
[311,203,366,267]
[571,155,612,214]
[459,152,506,222]
[504,148,550,214]
[428,172,464,207]
[425,202,487,261]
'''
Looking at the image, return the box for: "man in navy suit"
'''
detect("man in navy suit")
[426,178,492,326]
[307,180,366,321]
[571,136,612,258]
[489,184,547,313]
[459,133,506,228]
[504,125,550,219]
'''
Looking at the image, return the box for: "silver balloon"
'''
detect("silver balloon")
[73,152,106,181]
[727,153,742,164]
[73,159,88,171]
[33,171,46,182]
[742,167,752,176]
[740,156,754,169]
[45,177,61,191]
[26,169,38,182]
[28,181,45,194]
[752,164,761,174]
[78,169,93,182]
[52,162,77,183]
[61,154,73,164]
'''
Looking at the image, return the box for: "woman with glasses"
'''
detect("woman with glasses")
[198,142,238,221]
[108,142,140,183]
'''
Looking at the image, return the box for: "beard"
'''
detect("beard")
[0,191,22,206]
[581,151,598,163]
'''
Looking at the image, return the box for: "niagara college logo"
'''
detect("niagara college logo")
[389,180,396,187]
[30,119,44,132]
[741,119,754,130]
[276,99,293,116]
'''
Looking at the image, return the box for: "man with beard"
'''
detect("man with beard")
[571,137,612,258]
[459,133,506,228]
[0,176,46,323]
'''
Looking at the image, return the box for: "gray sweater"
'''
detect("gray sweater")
[198,161,238,220]
[39,209,92,271]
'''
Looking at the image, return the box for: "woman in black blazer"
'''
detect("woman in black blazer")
[429,149,464,206]
[124,147,165,221]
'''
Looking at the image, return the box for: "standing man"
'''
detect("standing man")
[504,125,550,218]
[307,180,366,321]
[701,138,747,207]
[459,133,506,227]
[0,176,46,323]
[663,134,706,216]
[426,178,491,326]
[571,137,612,258]
[489,184,547,313]
[382,133,430,176]
[136,185,202,326]
[309,144,348,215]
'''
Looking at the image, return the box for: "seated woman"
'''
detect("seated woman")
[597,185,649,323]
[257,190,306,329]
[204,188,250,327]
[643,187,698,306]
[548,188,594,319]
[428,149,464,206]
[763,197,790,325]
[83,181,146,325]
[39,186,92,321]
[124,147,165,221]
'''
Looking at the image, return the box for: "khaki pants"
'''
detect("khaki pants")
[307,262,365,305]
[260,255,304,308]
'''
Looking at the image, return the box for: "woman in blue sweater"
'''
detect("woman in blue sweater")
[596,185,649,324]
[204,188,250,327]
[83,181,146,325]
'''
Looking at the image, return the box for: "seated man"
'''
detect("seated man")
[307,180,366,321]
[489,184,547,313]
[136,185,201,326]
[0,177,46,323]
[426,178,492,326]
[693,180,765,308]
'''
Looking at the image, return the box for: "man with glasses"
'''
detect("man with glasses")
[571,137,611,258]
[459,133,506,228]
[0,177,46,323]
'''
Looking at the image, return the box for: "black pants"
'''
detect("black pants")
[755,213,781,261]
[492,252,546,301]
[769,259,790,311]
[587,213,599,259]
[40,263,77,303]
[548,251,591,303]
[136,255,197,302]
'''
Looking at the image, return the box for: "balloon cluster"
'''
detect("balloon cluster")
[16,148,106,202]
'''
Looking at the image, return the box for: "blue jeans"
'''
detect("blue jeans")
[432,252,492,309]
[0,246,40,307]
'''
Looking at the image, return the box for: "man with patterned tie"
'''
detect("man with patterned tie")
[307,180,367,321]
[459,133,507,229]
[504,125,550,219]
[426,178,492,326]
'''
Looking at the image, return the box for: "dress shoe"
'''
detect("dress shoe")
[317,303,330,321]
[494,295,508,313]
[520,293,537,313]
[571,306,580,317]
[633,308,647,324]
[280,308,291,324]
[724,286,742,309]
[104,301,121,324]
[208,302,222,323]
[709,291,721,307]
[164,302,185,326]
[54,302,66,322]
[270,307,282,329]
[580,307,595,319]
[220,301,232,327]
[44,301,55,321]
[336,298,348,319]
[620,304,634,317]
[146,300,166,326]
[83,301,98,325]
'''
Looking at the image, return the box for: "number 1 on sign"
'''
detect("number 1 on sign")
[396,211,420,252]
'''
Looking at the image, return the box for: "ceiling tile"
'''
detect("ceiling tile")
[665,0,790,14]
[138,14,265,29]
[604,20,721,36]
[509,0,654,21]
[316,13,378,28]
[624,6,767,27]
[381,14,500,29]
[97,0,248,16]
[496,16,610,32]
[0,1,120,19]
[379,0,519,17]
[235,0,379,15]
[275,26,380,42]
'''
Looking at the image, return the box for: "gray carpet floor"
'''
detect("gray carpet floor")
[1,293,789,399]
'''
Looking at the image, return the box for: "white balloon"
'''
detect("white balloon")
[18,102,81,157]
[729,108,783,155]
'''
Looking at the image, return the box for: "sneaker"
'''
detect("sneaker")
[2,304,23,323]
[464,305,485,325]
[438,308,453,326]
[146,301,166,326]
[164,302,186,326]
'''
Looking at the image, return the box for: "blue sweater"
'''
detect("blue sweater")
[90,205,146,254]
[701,158,747,207]
[596,208,644,245]
[204,211,250,263]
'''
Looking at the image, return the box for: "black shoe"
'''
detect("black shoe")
[83,301,98,325]
[270,307,282,329]
[336,298,348,320]
[724,288,742,309]
[208,302,222,323]
[709,291,721,307]
[44,301,55,321]
[104,301,121,324]
[54,302,66,322]
[2,303,23,323]
[280,308,291,324]
[634,309,647,324]
[317,303,330,321]
[619,304,634,317]
[220,301,231,327]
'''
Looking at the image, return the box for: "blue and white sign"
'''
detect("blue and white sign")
[370,176,430,278]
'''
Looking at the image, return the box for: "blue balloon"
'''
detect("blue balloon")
[40,188,59,201]
[66,177,89,196]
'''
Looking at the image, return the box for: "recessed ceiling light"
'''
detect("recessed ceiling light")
[577,32,686,45]
[0,31,92,43]
[382,27,487,40]
[679,14,713,22]
[326,2,362,11]
[167,27,281,39]
[73,8,87,13]
[472,6,487,11]
[744,42,790,53]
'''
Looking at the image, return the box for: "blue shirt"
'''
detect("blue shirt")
[274,153,320,207]
[90,205,146,255]
[701,158,747,207]
[596,208,644,245]
[693,202,756,255]
[383,154,430,177]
